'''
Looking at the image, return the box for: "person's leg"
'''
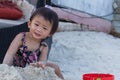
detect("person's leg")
[36,0,45,8]
[46,0,51,5]
[46,62,64,79]
[36,0,51,8]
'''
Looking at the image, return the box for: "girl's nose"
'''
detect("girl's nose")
[37,26,43,32]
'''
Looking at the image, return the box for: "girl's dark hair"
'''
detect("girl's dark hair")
[30,7,59,35]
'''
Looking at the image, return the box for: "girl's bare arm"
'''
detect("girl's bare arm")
[39,43,49,62]
[3,33,22,66]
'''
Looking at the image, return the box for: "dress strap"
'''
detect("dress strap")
[20,32,27,53]
[21,32,26,45]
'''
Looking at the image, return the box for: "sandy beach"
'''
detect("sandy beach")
[49,31,120,80]
[0,31,120,80]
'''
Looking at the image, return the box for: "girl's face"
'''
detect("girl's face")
[28,15,52,40]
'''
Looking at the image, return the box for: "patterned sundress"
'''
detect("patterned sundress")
[13,32,44,67]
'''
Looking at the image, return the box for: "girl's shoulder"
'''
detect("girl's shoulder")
[15,32,26,41]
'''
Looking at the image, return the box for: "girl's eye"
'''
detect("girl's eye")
[34,23,39,26]
[43,27,47,30]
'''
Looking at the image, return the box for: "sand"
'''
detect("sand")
[0,64,61,80]
[1,31,120,80]
[49,31,120,80]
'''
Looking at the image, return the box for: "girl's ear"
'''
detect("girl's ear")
[27,21,31,28]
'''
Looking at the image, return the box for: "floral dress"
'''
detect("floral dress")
[13,32,44,67]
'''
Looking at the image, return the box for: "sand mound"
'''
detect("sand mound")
[0,64,62,80]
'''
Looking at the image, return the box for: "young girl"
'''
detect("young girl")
[3,7,64,79]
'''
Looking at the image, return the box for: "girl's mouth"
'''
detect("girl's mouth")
[34,32,41,37]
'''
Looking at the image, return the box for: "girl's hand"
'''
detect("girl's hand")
[30,61,46,69]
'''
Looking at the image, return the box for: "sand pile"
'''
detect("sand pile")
[0,64,62,80]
